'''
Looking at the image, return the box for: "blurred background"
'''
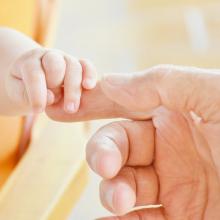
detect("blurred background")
[52,0,220,219]
[55,0,220,73]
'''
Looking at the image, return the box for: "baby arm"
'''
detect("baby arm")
[0,27,97,116]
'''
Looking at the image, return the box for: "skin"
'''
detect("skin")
[0,27,97,116]
[47,65,220,219]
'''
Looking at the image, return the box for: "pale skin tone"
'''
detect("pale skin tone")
[0,27,97,116]
[46,65,220,219]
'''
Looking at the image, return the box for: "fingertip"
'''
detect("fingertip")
[64,100,80,114]
[80,58,98,89]
[64,91,82,114]
[101,181,136,216]
[113,183,136,216]
[82,78,97,89]
[93,151,122,179]
[87,137,122,179]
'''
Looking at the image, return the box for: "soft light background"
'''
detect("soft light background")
[54,0,220,219]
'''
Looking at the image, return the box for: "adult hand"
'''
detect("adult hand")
[47,65,220,219]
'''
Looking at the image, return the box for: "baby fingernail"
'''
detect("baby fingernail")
[47,90,55,105]
[65,102,76,113]
[83,78,96,89]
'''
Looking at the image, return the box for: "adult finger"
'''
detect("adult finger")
[86,120,154,179]
[100,166,159,216]
[101,65,220,122]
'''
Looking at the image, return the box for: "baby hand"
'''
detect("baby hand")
[6,48,97,114]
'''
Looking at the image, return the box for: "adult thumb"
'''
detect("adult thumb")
[101,65,220,122]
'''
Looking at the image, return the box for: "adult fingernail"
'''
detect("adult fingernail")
[105,188,114,210]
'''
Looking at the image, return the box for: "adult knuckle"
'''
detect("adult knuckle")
[151,64,175,78]
[142,64,175,85]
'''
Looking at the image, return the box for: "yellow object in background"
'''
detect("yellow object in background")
[0,0,58,44]
[0,117,23,188]
[0,0,37,187]
[0,120,88,220]
[0,0,36,37]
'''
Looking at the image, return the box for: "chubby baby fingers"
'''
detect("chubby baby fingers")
[21,57,48,113]
[9,48,48,113]
[80,58,97,90]
[63,55,83,113]
[42,50,66,89]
